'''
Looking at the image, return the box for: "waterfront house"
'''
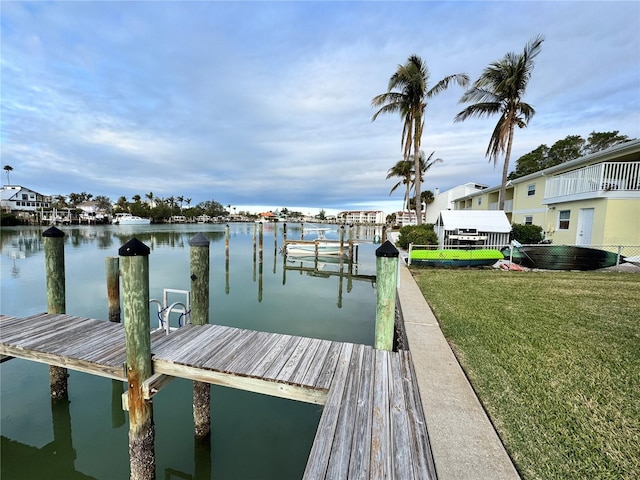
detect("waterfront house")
[453,140,640,246]
[1,185,52,221]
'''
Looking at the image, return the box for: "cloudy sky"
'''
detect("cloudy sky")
[2,1,639,215]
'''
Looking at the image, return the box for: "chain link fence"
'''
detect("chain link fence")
[408,243,640,271]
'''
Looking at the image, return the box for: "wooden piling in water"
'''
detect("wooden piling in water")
[189,233,211,440]
[43,226,68,400]
[105,256,121,323]
[374,241,399,351]
[119,238,155,480]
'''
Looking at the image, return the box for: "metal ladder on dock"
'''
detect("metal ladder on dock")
[150,288,191,335]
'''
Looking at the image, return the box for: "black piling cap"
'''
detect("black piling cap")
[118,238,150,256]
[376,240,399,258]
[189,232,210,247]
[42,226,65,238]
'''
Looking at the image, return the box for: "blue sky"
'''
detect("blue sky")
[2,1,639,215]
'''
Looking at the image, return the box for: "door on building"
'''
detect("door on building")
[576,208,594,246]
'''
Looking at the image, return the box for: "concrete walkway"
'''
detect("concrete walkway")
[397,262,521,480]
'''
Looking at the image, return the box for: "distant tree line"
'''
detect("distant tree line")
[507,131,631,180]
[49,190,229,223]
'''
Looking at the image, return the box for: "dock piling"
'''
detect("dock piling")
[189,233,211,440]
[374,241,399,351]
[43,226,68,400]
[119,238,155,480]
[105,256,121,323]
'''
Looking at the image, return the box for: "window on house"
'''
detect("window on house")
[558,210,570,230]
[477,197,482,206]
[524,216,533,225]
[527,184,536,196]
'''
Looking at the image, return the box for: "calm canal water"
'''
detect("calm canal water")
[0,223,381,480]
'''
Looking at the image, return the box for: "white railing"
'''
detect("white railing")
[489,199,513,211]
[544,162,640,200]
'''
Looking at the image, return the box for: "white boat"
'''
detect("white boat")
[284,228,346,256]
[111,213,151,225]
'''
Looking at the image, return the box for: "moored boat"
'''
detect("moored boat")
[409,248,504,267]
[502,245,620,270]
[111,213,151,225]
[284,228,347,256]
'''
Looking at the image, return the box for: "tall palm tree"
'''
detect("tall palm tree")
[455,35,544,210]
[3,165,13,185]
[372,55,468,224]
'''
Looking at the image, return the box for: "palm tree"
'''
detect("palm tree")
[386,159,414,211]
[372,55,468,224]
[3,165,13,185]
[455,35,544,210]
[387,151,443,212]
[145,191,154,207]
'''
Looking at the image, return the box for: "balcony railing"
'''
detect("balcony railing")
[544,161,640,201]
[488,199,513,212]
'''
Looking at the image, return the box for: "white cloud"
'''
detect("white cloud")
[1,1,638,213]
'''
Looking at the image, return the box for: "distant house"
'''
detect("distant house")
[257,211,278,222]
[453,139,640,245]
[434,210,511,247]
[393,210,425,227]
[337,210,385,224]
[76,201,109,223]
[1,185,52,219]
[425,183,489,224]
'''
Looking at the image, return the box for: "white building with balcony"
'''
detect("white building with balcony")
[453,140,640,246]
[337,210,386,224]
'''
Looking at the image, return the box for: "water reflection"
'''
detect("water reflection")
[282,256,376,308]
[1,223,380,479]
[0,398,97,480]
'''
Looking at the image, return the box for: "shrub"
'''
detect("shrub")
[0,213,26,226]
[396,224,438,249]
[511,223,543,244]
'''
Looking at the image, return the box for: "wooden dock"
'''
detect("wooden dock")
[0,313,436,479]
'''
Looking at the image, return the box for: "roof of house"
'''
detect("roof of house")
[435,210,511,233]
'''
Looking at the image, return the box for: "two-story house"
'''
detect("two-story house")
[1,185,52,218]
[453,140,640,246]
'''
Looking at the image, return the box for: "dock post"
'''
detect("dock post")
[283,222,287,242]
[189,233,211,440]
[225,224,229,253]
[339,226,345,259]
[258,222,264,254]
[374,241,399,351]
[43,226,68,400]
[119,238,155,480]
[105,256,121,322]
[225,226,230,295]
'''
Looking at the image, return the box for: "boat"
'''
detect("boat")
[284,228,347,256]
[501,244,620,270]
[409,248,504,267]
[111,213,151,225]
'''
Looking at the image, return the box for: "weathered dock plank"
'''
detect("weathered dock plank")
[0,313,437,478]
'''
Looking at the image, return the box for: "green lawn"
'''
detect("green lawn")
[411,268,640,480]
